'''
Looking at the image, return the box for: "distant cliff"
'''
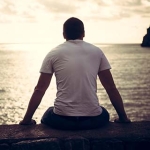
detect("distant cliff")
[141,26,150,47]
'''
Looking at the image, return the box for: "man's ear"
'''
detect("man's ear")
[83,31,85,37]
[63,32,66,39]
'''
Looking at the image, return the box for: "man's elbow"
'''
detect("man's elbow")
[34,86,46,95]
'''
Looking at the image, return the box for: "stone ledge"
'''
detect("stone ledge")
[0,121,150,150]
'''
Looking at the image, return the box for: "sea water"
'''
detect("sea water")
[0,43,150,124]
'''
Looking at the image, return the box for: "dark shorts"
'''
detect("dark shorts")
[41,106,109,130]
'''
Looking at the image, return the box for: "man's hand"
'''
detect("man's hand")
[19,119,36,125]
[114,117,131,123]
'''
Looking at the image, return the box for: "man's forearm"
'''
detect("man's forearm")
[22,90,45,122]
[106,88,128,119]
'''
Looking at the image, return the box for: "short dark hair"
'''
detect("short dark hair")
[63,17,84,40]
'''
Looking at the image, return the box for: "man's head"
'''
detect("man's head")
[63,17,85,40]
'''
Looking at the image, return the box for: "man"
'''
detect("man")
[19,17,130,129]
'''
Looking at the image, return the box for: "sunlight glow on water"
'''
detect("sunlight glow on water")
[0,43,150,124]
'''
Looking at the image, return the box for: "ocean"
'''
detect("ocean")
[0,43,150,124]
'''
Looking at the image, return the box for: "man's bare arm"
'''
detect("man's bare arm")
[98,69,130,123]
[19,73,53,125]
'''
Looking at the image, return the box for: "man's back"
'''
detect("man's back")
[40,40,111,116]
[19,17,130,128]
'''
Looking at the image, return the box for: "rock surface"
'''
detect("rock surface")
[0,122,150,150]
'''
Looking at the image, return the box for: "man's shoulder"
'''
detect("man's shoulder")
[53,41,72,51]
[48,42,66,54]
[83,41,102,52]
[83,41,97,47]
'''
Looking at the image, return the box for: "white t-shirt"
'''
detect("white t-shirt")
[40,40,111,116]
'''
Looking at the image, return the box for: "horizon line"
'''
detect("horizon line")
[0,42,141,45]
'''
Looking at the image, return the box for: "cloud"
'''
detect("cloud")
[36,0,150,21]
[0,0,43,23]
[90,0,150,20]
[37,0,77,13]
[0,0,16,14]
[113,0,142,6]
[0,0,16,22]
[0,0,150,23]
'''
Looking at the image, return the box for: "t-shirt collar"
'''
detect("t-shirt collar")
[67,39,83,44]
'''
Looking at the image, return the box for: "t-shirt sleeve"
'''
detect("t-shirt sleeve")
[39,52,54,74]
[98,52,111,72]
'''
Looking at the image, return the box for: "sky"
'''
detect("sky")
[0,0,150,44]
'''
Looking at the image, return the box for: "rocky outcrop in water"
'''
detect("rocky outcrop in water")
[141,26,150,47]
